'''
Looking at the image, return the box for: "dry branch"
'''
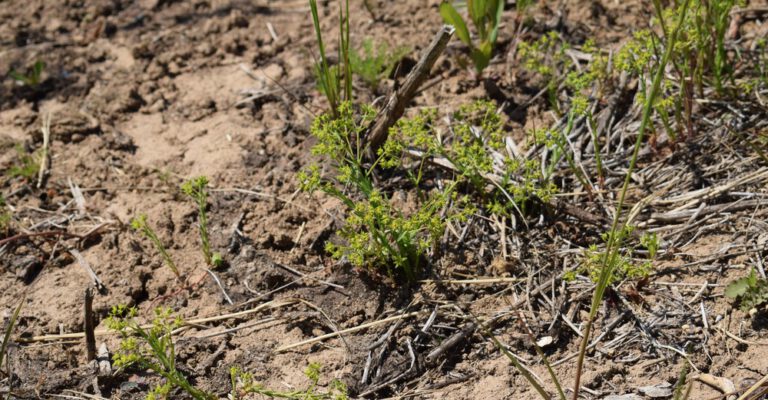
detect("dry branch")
[365,25,454,158]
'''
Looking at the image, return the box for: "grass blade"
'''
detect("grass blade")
[0,294,25,375]
[571,0,692,398]
[439,2,471,46]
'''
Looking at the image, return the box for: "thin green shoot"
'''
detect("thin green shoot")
[470,311,552,400]
[515,309,566,400]
[571,0,692,397]
[181,176,222,268]
[309,0,352,117]
[9,61,45,87]
[130,214,180,278]
[1,295,24,377]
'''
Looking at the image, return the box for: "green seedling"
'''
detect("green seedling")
[725,268,768,313]
[565,229,658,284]
[107,306,213,400]
[108,306,348,400]
[0,195,11,236]
[439,0,504,75]
[231,363,348,400]
[350,38,410,91]
[298,102,451,282]
[309,0,352,117]
[6,144,41,181]
[130,214,180,278]
[9,60,45,87]
[181,176,222,268]
[1,295,24,378]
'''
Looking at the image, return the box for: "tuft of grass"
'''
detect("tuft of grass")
[130,214,180,278]
[181,176,222,268]
[725,268,768,313]
[309,0,352,118]
[9,60,45,87]
[439,0,504,75]
[0,195,11,236]
[350,38,410,92]
[6,144,41,181]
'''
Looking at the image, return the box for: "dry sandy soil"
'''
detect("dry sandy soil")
[1,0,767,399]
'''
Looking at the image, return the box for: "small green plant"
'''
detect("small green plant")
[350,38,410,91]
[439,0,504,75]
[181,176,222,268]
[131,214,180,278]
[381,100,556,217]
[0,195,11,235]
[309,0,352,117]
[725,269,768,313]
[6,144,41,181]
[566,229,658,284]
[231,363,348,400]
[107,306,214,400]
[1,295,24,378]
[9,60,45,87]
[298,102,451,281]
[108,306,348,400]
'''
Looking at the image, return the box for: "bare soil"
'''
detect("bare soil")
[1,0,767,399]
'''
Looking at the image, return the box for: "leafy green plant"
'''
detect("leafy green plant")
[108,306,349,400]
[181,177,222,268]
[231,363,348,400]
[566,230,659,284]
[131,214,180,278]
[725,269,768,312]
[517,32,572,113]
[9,60,45,87]
[439,0,504,75]
[350,38,410,91]
[298,102,451,282]
[309,0,352,117]
[6,144,41,181]
[107,306,213,400]
[381,100,556,218]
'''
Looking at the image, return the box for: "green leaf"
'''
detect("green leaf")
[488,0,504,45]
[468,0,486,29]
[440,2,472,47]
[470,42,492,72]
[724,276,750,298]
[0,294,25,373]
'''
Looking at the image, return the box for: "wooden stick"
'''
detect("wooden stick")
[365,25,454,159]
[83,288,96,361]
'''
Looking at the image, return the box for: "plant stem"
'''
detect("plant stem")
[571,0,691,398]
